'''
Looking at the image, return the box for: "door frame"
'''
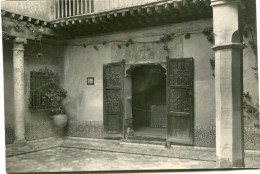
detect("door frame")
[123,62,167,138]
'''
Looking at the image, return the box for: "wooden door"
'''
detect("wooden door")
[103,60,125,136]
[166,58,194,145]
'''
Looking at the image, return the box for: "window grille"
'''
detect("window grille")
[29,69,58,112]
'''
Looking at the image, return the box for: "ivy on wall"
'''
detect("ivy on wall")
[243,92,259,128]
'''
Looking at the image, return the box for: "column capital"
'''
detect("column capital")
[212,42,245,51]
[13,38,27,45]
[211,0,245,8]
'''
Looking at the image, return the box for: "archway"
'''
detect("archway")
[130,64,166,139]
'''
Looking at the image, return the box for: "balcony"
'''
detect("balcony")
[52,0,173,20]
[50,0,212,37]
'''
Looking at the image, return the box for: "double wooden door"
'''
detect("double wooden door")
[103,58,194,145]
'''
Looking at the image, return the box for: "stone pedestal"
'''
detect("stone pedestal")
[211,0,245,168]
[13,38,27,144]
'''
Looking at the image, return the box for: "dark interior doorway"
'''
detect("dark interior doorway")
[132,64,166,139]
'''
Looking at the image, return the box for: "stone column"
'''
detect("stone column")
[13,38,27,144]
[211,0,245,168]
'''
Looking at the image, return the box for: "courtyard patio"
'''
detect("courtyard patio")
[5,137,260,173]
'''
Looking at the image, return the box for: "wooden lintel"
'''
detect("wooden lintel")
[2,17,63,40]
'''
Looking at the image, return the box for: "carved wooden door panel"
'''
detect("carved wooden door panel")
[103,60,125,136]
[166,58,194,145]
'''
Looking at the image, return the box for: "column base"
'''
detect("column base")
[217,156,245,168]
[14,139,27,146]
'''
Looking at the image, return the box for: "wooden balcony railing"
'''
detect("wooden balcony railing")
[94,0,162,12]
[52,0,171,20]
[53,0,94,19]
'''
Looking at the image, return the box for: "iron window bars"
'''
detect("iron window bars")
[29,68,58,112]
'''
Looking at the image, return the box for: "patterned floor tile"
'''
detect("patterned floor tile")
[6,147,216,173]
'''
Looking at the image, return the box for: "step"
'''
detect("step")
[120,138,166,148]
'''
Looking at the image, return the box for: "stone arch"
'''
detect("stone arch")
[125,62,166,77]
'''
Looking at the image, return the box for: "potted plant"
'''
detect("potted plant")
[42,83,68,129]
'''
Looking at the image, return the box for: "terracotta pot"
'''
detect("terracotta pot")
[53,114,68,129]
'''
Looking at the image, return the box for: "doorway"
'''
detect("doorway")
[132,65,166,139]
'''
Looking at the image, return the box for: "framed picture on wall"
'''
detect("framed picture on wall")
[87,77,94,85]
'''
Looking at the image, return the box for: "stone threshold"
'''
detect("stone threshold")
[6,136,260,161]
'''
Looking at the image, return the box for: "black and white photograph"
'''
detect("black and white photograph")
[0,0,259,173]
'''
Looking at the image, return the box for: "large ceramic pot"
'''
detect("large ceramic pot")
[53,114,68,129]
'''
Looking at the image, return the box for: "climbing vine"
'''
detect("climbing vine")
[202,27,214,44]
[210,57,215,77]
[243,92,259,128]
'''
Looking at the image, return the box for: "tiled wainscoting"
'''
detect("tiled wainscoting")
[25,122,56,141]
[5,121,56,144]
[66,121,104,138]
[244,127,260,150]
[194,126,260,150]
[5,122,260,150]
[5,124,15,145]
[194,126,216,147]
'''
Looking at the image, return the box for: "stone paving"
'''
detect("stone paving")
[5,137,260,173]
[6,147,216,173]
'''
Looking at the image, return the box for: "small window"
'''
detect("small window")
[29,69,57,112]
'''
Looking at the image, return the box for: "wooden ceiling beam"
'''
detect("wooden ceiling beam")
[65,20,72,26]
[106,13,122,31]
[2,17,64,39]
[78,19,85,25]
[154,5,171,23]
[130,9,148,27]
[10,13,16,19]
[85,18,93,25]
[59,21,66,28]
[1,10,6,16]
[18,15,24,21]
[26,17,32,23]
[71,20,78,25]
[41,21,48,27]
[34,19,40,25]
[53,23,61,29]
